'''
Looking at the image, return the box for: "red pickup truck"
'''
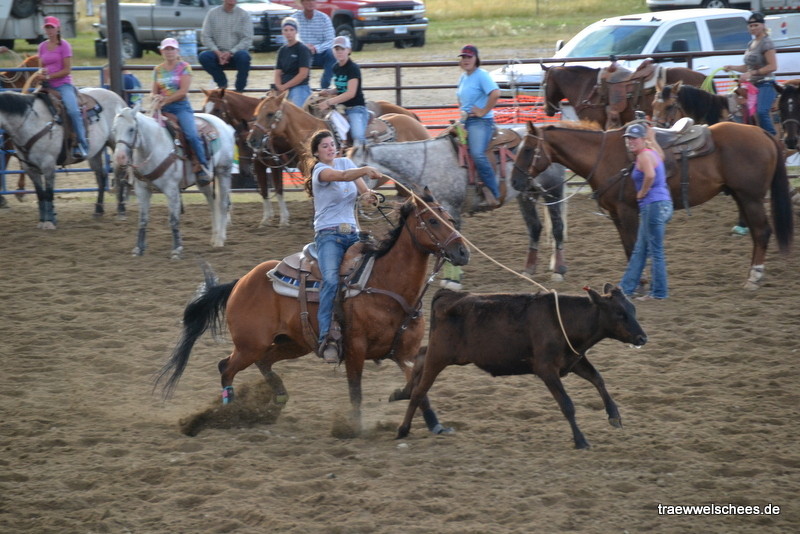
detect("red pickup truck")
[273,0,428,51]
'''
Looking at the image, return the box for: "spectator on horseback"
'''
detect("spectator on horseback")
[151,38,211,186]
[301,130,381,363]
[37,16,89,160]
[199,0,252,93]
[724,11,777,236]
[291,0,336,90]
[274,17,312,108]
[316,36,368,147]
[457,44,501,208]
[620,123,673,301]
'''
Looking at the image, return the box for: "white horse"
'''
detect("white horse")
[111,106,235,259]
[0,88,128,228]
[348,133,569,281]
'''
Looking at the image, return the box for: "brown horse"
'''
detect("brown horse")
[542,64,708,128]
[651,80,734,127]
[156,190,470,435]
[200,88,289,227]
[304,90,422,122]
[247,91,429,161]
[512,121,793,289]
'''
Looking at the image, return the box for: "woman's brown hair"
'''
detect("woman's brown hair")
[300,130,336,197]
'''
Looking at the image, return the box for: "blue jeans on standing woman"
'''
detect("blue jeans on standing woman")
[315,229,359,342]
[346,105,369,146]
[55,84,88,153]
[620,200,674,299]
[755,81,777,135]
[162,99,208,167]
[465,116,499,198]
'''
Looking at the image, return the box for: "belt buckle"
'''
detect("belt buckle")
[338,223,352,233]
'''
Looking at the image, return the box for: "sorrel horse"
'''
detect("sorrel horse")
[513,121,793,289]
[112,106,235,257]
[0,54,39,89]
[200,88,289,227]
[0,88,127,228]
[776,80,800,150]
[156,190,470,435]
[304,90,422,122]
[652,80,734,127]
[246,90,430,166]
[542,64,708,128]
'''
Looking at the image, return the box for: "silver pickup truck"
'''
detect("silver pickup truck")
[95,0,293,59]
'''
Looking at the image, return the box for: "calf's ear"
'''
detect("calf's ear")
[602,282,615,294]
[585,286,602,305]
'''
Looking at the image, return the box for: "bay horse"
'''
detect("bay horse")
[542,64,708,128]
[156,190,471,436]
[304,90,422,122]
[246,90,430,166]
[652,80,733,127]
[200,88,289,228]
[513,121,793,289]
[0,88,128,228]
[776,80,800,150]
[112,106,235,257]
[349,135,569,278]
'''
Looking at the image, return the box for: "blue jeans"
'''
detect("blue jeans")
[288,84,311,108]
[162,99,208,166]
[315,229,359,341]
[346,105,369,146]
[311,49,336,89]
[55,84,88,151]
[198,50,251,92]
[465,116,499,198]
[755,81,776,135]
[620,200,673,299]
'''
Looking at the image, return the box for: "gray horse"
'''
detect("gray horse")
[348,132,568,281]
[0,88,127,228]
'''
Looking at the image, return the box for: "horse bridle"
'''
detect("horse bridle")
[406,202,462,259]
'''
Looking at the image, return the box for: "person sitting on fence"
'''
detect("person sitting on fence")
[102,64,142,107]
[199,0,253,93]
[274,17,312,107]
[291,0,336,90]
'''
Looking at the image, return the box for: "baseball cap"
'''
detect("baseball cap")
[458,45,478,58]
[332,35,351,49]
[623,123,647,139]
[159,37,180,50]
[748,12,765,24]
[43,16,61,29]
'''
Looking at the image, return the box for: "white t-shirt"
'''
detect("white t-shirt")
[312,157,360,232]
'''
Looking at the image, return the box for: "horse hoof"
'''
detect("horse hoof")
[551,272,565,283]
[430,423,455,435]
[743,281,760,291]
[388,388,408,402]
[609,417,623,429]
[131,247,143,256]
[41,221,56,230]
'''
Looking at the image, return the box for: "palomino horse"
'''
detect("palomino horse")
[513,121,793,289]
[304,90,422,122]
[156,190,471,435]
[201,88,289,228]
[652,80,734,127]
[246,90,430,164]
[542,64,708,128]
[349,134,569,278]
[112,106,235,258]
[0,88,127,228]
[777,80,800,150]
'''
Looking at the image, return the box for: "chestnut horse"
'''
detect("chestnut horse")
[652,80,734,127]
[246,90,430,166]
[200,88,288,227]
[542,64,707,128]
[512,121,792,289]
[156,190,470,435]
[304,90,422,122]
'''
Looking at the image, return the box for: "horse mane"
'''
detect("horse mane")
[675,84,728,125]
[0,91,33,116]
[373,193,436,258]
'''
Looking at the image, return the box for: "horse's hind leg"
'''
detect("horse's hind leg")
[517,194,542,275]
[217,347,264,405]
[164,184,184,259]
[546,199,568,281]
[734,197,771,289]
[132,180,151,256]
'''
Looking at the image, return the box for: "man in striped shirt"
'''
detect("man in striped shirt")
[199,0,253,92]
[292,0,336,89]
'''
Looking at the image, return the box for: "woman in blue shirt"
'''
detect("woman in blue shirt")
[456,44,501,208]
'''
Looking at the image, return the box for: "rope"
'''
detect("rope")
[387,177,581,356]
[701,67,733,93]
[0,51,26,85]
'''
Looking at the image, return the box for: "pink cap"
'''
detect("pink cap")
[159,37,179,50]
[43,16,61,29]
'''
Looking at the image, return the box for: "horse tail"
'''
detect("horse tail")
[769,137,794,253]
[155,262,239,399]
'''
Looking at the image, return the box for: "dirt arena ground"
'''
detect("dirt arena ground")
[1,180,799,532]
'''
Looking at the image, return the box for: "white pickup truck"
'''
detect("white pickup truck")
[491,8,800,97]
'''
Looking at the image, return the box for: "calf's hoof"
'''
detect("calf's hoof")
[396,425,410,439]
[609,416,623,429]
[575,440,591,450]
[430,423,455,435]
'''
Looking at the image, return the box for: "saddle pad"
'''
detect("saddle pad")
[267,251,376,301]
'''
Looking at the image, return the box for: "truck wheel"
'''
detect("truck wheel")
[0,40,14,50]
[701,0,729,7]
[10,0,36,19]
[412,33,425,48]
[121,32,143,59]
[335,23,362,52]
